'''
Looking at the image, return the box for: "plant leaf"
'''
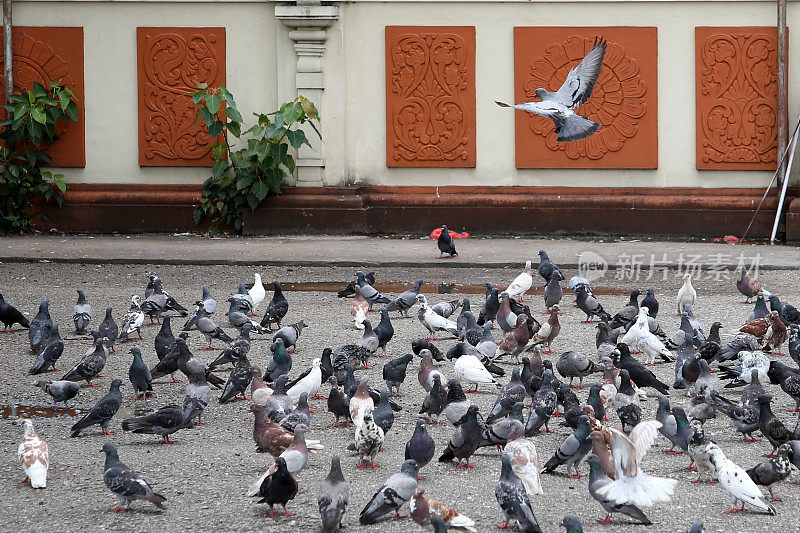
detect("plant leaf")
[286,129,311,150]
[207,93,222,115]
[251,180,269,201]
[31,107,47,124]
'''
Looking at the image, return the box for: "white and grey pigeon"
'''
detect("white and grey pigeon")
[119,295,145,341]
[496,38,606,142]
[417,294,458,340]
[73,289,92,335]
[706,443,776,514]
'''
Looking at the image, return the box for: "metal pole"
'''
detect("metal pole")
[771,122,799,243]
[777,0,788,185]
[2,0,11,105]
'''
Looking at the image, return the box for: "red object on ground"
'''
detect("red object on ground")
[430,228,471,239]
[712,235,741,244]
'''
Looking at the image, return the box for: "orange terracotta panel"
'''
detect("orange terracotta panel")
[0,27,85,167]
[137,27,225,167]
[513,27,658,169]
[696,27,781,170]
[386,26,476,167]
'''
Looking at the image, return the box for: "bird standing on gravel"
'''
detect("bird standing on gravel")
[706,443,776,514]
[677,273,697,314]
[359,459,419,524]
[70,379,123,437]
[73,289,91,335]
[101,442,166,512]
[495,453,543,532]
[0,292,30,332]
[18,419,48,489]
[318,456,349,532]
[505,261,534,301]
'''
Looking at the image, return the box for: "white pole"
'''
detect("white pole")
[771,123,800,243]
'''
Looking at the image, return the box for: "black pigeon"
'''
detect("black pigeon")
[769,360,800,410]
[614,343,669,394]
[769,295,800,326]
[29,321,64,374]
[437,225,457,258]
[537,250,561,283]
[28,300,52,352]
[412,338,444,361]
[121,404,191,444]
[255,456,298,517]
[609,290,640,329]
[101,443,166,512]
[98,307,119,352]
[73,289,91,334]
[70,378,123,437]
[150,333,186,383]
[0,292,29,331]
[372,387,395,434]
[698,321,722,362]
[318,456,349,532]
[746,443,792,501]
[438,405,486,468]
[405,418,436,476]
[128,347,153,400]
[261,281,288,331]
[640,288,659,318]
[327,377,351,427]
[220,359,255,404]
[154,316,176,360]
[373,309,394,356]
[318,347,334,384]
[337,271,375,298]
[265,338,293,383]
[495,453,543,532]
[758,394,792,454]
[478,288,500,326]
[33,379,80,407]
[419,374,447,423]
[383,353,413,396]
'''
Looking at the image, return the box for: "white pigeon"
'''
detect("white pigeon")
[248,273,266,315]
[417,294,458,339]
[677,273,697,314]
[505,261,534,300]
[496,38,607,142]
[454,352,498,392]
[595,420,677,507]
[623,308,673,365]
[706,443,776,514]
[287,358,322,404]
[18,419,48,489]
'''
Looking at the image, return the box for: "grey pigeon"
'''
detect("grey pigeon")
[70,378,122,437]
[128,347,152,400]
[62,333,109,387]
[355,271,390,310]
[576,285,611,323]
[586,454,651,525]
[419,374,447,424]
[556,351,601,388]
[405,418,436,476]
[220,360,254,404]
[609,290,640,330]
[101,443,166,512]
[29,321,64,374]
[747,293,769,323]
[526,370,557,435]
[496,38,605,142]
[318,456,349,532]
[155,316,176,360]
[488,367,526,423]
[457,300,477,340]
[437,225,457,258]
[273,320,306,353]
[33,379,80,407]
[359,459,419,524]
[478,288,500,326]
[230,282,254,313]
[689,521,705,533]
[438,405,486,468]
[265,338,293,382]
[711,390,761,441]
[432,299,461,319]
[195,309,232,349]
[496,292,518,334]
[541,415,592,477]
[28,300,52,353]
[182,355,212,425]
[73,289,91,335]
[226,298,265,334]
[121,403,192,444]
[561,514,584,532]
[444,378,471,425]
[373,387,396,433]
[536,250,562,283]
[97,308,119,352]
[383,353,413,396]
[544,272,564,310]
[198,284,217,314]
[480,407,525,449]
[264,375,294,419]
[746,443,792,501]
[385,279,423,317]
[261,281,289,330]
[280,392,312,432]
[373,309,394,355]
[358,320,379,366]
[495,453,543,533]
[209,323,252,370]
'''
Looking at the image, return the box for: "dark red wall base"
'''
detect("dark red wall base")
[35,184,797,239]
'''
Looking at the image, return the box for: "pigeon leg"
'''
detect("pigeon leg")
[684,464,698,472]
[394,511,408,519]
[597,515,613,524]
[267,507,278,518]
[497,519,512,529]
[282,506,294,516]
[370,461,380,468]
[86,380,100,387]
[417,474,425,481]
[101,428,115,435]
[314,394,327,400]
[110,507,128,513]
[161,436,175,444]
[768,489,781,502]
[20,476,29,483]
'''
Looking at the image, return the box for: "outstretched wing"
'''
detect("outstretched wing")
[607,426,638,478]
[552,37,606,109]
[628,419,662,462]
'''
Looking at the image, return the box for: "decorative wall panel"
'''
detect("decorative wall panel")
[696,27,781,170]
[385,26,476,167]
[137,27,225,167]
[513,27,657,169]
[0,27,85,167]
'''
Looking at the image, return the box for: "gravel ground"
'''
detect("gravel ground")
[2,262,800,532]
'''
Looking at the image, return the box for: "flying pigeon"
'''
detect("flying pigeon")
[18,419,48,488]
[101,443,166,512]
[318,456,349,532]
[437,225,458,258]
[33,379,80,407]
[496,39,605,142]
[359,459,419,524]
[73,289,92,335]
[495,454,543,532]
[0,292,30,332]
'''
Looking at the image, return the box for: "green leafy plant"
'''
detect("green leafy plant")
[0,80,76,233]
[190,84,321,233]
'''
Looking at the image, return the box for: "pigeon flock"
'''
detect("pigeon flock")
[5,247,800,532]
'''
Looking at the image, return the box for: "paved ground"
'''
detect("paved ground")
[1,240,800,532]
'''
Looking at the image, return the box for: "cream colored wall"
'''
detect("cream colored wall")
[336,0,800,188]
[14,0,800,188]
[16,0,281,185]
